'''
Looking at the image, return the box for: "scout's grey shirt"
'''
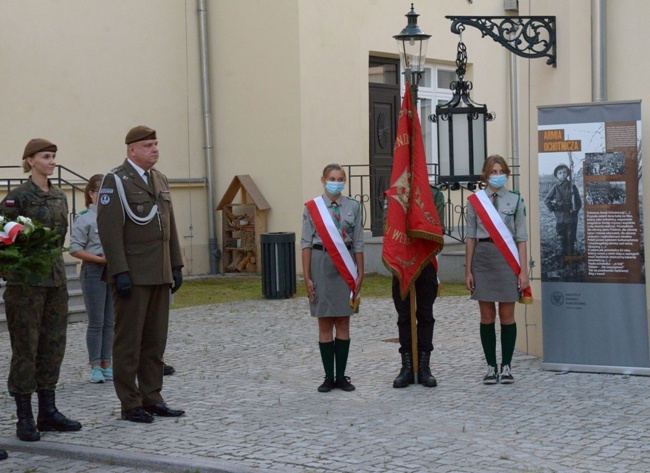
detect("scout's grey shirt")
[69,204,104,256]
[466,187,528,242]
[300,193,364,253]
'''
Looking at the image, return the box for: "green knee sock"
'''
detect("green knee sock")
[480,323,497,367]
[334,338,350,379]
[319,341,335,380]
[501,323,517,366]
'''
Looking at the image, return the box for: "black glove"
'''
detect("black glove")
[114,272,133,299]
[171,267,183,294]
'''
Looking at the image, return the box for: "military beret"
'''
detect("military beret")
[553,164,570,177]
[23,138,57,160]
[125,125,156,145]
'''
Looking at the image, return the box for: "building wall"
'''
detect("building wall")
[0,0,211,273]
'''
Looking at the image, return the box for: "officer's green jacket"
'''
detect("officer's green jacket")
[97,159,183,285]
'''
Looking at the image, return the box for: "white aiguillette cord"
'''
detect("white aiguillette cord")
[110,172,160,228]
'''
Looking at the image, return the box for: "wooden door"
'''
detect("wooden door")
[369,82,400,236]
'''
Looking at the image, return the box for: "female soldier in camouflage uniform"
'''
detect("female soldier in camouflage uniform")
[0,139,81,442]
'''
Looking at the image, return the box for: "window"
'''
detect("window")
[369,60,399,85]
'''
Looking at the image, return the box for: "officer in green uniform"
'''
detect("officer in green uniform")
[97,126,184,423]
[0,138,82,443]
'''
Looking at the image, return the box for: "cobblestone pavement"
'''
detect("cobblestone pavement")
[0,295,649,472]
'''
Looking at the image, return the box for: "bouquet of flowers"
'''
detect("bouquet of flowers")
[0,215,63,284]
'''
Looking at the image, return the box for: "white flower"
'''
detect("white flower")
[16,216,34,231]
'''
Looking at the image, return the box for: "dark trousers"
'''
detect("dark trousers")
[112,284,170,411]
[557,217,578,257]
[4,285,69,395]
[391,262,438,354]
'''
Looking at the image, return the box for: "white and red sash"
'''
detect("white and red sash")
[305,196,360,309]
[468,190,532,304]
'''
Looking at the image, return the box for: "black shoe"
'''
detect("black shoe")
[37,413,82,432]
[121,407,154,423]
[144,402,185,417]
[0,449,7,460]
[335,376,355,392]
[317,377,336,393]
[36,390,82,432]
[393,352,414,388]
[417,351,438,388]
[16,418,40,442]
[163,363,175,376]
[499,364,514,384]
[14,394,40,441]
[483,365,498,385]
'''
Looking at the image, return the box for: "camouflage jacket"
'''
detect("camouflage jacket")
[0,177,68,286]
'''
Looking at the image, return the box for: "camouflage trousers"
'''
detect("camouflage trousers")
[3,285,69,395]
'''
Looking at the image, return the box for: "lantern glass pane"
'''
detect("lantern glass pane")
[452,113,470,176]
[437,116,450,176]
[398,38,429,73]
[472,114,487,175]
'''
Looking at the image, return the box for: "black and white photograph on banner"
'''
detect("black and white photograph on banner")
[539,152,586,282]
[585,181,627,205]
[584,151,625,176]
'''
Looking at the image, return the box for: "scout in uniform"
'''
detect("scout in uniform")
[0,139,82,443]
[97,126,184,423]
[465,155,529,385]
[69,174,114,384]
[301,163,364,393]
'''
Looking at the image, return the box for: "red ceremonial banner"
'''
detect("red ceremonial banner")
[382,82,444,299]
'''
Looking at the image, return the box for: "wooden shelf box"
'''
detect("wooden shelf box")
[216,175,270,274]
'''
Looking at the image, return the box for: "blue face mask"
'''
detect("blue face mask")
[325,181,345,195]
[488,174,508,189]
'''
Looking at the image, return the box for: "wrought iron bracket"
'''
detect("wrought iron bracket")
[446,16,557,66]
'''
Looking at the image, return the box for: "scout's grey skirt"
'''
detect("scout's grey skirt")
[470,241,519,303]
[309,248,358,317]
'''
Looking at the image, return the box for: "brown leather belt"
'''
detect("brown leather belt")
[478,237,494,243]
[313,243,352,251]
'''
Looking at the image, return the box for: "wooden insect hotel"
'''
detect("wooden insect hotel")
[216,175,270,274]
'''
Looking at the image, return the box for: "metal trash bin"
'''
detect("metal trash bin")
[261,232,296,299]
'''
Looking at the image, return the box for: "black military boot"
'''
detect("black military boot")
[418,351,438,388]
[14,394,40,441]
[393,352,414,388]
[36,390,82,432]
[0,449,7,460]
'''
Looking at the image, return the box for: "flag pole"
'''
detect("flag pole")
[410,289,419,384]
[408,75,420,385]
